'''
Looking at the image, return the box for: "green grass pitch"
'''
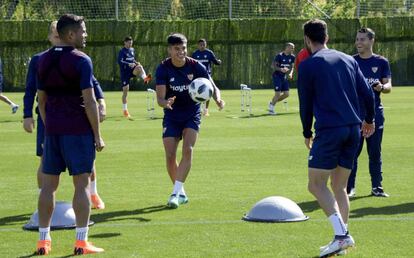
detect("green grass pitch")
[0,88,413,257]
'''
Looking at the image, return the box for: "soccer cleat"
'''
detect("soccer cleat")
[11,104,19,114]
[144,74,152,84]
[74,240,104,255]
[167,194,179,209]
[36,240,51,255]
[178,194,189,205]
[268,102,276,115]
[123,110,133,120]
[371,187,389,197]
[91,194,105,210]
[347,188,356,198]
[319,235,355,258]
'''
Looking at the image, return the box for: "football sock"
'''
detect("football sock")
[90,179,97,195]
[76,227,89,241]
[141,70,147,80]
[180,187,186,196]
[123,104,128,110]
[39,227,51,241]
[329,213,348,236]
[172,181,183,196]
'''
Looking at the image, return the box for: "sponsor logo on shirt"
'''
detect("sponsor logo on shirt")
[170,84,189,92]
[366,78,380,87]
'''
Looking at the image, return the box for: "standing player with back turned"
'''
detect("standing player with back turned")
[298,19,375,257]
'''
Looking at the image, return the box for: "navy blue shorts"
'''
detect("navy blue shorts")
[162,116,201,138]
[272,75,289,92]
[43,132,95,175]
[121,69,135,87]
[308,124,361,170]
[36,116,45,157]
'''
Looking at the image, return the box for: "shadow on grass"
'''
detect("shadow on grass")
[297,195,372,213]
[350,202,414,218]
[297,200,320,213]
[0,213,31,227]
[90,204,169,224]
[227,111,298,119]
[89,232,122,238]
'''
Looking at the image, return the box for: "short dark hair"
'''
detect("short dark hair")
[57,14,84,38]
[198,38,206,44]
[167,33,187,45]
[303,19,328,45]
[358,27,375,40]
[124,36,133,42]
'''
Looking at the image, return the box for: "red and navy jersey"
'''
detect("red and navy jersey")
[298,49,375,138]
[273,52,295,77]
[191,49,220,75]
[353,54,391,112]
[156,57,209,120]
[37,46,94,135]
[117,47,136,74]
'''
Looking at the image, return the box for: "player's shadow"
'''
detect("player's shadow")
[236,111,298,119]
[90,204,169,224]
[89,232,122,238]
[0,213,31,227]
[350,202,414,218]
[297,200,320,213]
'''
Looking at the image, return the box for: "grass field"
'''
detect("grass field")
[0,88,413,258]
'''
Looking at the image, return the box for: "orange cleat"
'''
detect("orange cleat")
[36,240,51,255]
[144,74,152,84]
[74,240,104,255]
[123,110,132,119]
[91,194,105,210]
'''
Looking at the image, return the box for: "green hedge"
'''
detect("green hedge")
[1,17,413,91]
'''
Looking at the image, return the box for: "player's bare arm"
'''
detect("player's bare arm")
[375,77,392,93]
[23,117,35,133]
[97,98,106,122]
[82,87,104,152]
[210,79,225,110]
[156,84,175,109]
[37,89,47,125]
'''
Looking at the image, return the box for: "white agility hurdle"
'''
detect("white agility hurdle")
[240,84,252,116]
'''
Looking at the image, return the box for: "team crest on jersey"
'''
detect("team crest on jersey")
[170,77,175,82]
[204,55,207,58]
[372,67,378,73]
[187,74,194,80]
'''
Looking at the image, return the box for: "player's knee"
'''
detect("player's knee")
[182,145,194,158]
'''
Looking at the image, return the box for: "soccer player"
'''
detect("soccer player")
[35,14,104,255]
[297,19,375,257]
[268,42,295,115]
[191,38,222,116]
[347,28,392,198]
[0,57,19,113]
[118,36,152,119]
[23,21,106,210]
[155,33,225,209]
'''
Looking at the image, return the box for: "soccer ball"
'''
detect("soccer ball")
[188,77,213,103]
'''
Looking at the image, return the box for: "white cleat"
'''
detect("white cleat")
[319,235,355,257]
[347,188,356,198]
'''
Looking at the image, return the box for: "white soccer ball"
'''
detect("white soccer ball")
[189,77,213,103]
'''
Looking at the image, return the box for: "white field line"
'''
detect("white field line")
[2,216,414,232]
